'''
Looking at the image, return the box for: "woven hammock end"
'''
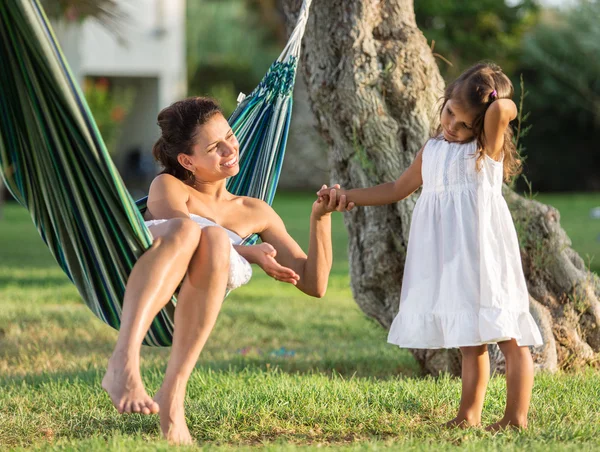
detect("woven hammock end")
[237,92,247,104]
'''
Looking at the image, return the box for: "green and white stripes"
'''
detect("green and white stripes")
[0,0,312,346]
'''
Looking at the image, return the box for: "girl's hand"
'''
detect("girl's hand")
[313,184,355,217]
[253,243,300,284]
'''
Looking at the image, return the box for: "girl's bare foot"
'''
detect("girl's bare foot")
[486,416,527,432]
[101,354,159,415]
[443,415,481,429]
[154,390,194,445]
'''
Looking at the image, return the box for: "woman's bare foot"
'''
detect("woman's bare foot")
[486,416,527,432]
[101,354,159,415]
[154,390,194,445]
[443,415,481,429]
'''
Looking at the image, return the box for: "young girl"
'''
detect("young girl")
[318,62,543,430]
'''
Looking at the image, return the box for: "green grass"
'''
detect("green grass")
[0,192,599,451]
[535,193,600,275]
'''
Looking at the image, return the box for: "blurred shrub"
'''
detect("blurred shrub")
[186,0,283,116]
[515,0,600,191]
[83,77,135,155]
[415,0,539,80]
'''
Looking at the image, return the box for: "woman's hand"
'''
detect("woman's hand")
[313,184,355,217]
[251,243,300,285]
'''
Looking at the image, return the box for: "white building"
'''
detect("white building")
[52,0,186,194]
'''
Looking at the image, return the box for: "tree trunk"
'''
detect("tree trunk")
[283,0,600,375]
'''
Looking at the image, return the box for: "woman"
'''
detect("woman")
[101,97,352,444]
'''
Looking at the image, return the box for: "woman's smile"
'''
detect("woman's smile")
[221,155,238,168]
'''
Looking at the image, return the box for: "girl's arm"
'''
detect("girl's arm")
[483,99,517,160]
[317,146,424,206]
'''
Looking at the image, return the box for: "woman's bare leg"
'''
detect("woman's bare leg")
[445,344,489,428]
[153,226,231,445]
[486,339,534,431]
[102,218,201,414]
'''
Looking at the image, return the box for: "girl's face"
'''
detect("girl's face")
[180,114,240,182]
[440,99,476,142]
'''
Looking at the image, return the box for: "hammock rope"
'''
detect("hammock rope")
[0,0,313,346]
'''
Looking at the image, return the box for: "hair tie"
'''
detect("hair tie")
[490,89,498,101]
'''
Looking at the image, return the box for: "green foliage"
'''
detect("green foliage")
[415,0,539,80]
[186,0,283,116]
[520,1,600,126]
[515,0,600,192]
[82,77,134,155]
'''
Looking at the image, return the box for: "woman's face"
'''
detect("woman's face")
[182,114,240,182]
[440,99,476,143]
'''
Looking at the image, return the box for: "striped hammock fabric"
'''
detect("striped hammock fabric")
[0,0,313,346]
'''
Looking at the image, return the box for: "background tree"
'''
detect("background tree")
[186,0,283,115]
[40,0,122,31]
[414,0,539,80]
[516,0,600,192]
[282,0,600,375]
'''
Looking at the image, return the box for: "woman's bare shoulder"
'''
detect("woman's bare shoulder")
[234,196,278,231]
[149,173,186,192]
[148,174,192,202]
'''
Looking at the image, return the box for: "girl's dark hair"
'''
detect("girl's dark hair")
[152,97,222,181]
[435,62,520,182]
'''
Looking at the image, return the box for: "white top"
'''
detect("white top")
[144,214,252,290]
[387,137,543,349]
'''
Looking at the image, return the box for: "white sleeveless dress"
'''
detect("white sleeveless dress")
[144,214,252,290]
[387,137,543,349]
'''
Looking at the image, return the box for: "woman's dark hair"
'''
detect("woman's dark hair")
[435,62,520,182]
[152,97,222,181]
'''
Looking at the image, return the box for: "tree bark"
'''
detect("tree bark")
[283,0,600,375]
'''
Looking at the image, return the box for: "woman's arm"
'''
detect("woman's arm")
[483,99,517,160]
[255,194,346,298]
[317,146,424,207]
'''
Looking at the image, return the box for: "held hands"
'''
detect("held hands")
[313,184,354,217]
[251,242,300,285]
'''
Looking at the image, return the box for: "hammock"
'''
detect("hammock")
[0,0,313,346]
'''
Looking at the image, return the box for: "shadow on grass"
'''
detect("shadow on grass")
[0,273,72,289]
[0,349,422,389]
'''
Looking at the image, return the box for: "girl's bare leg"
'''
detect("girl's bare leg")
[486,339,533,431]
[153,226,231,445]
[102,218,202,414]
[445,344,489,428]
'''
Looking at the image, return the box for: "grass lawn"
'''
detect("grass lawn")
[535,193,600,275]
[0,192,599,451]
